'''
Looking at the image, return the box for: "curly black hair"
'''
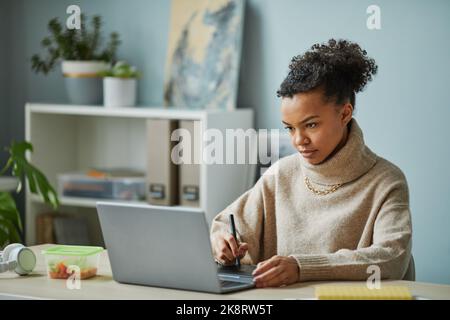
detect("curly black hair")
[277,39,378,108]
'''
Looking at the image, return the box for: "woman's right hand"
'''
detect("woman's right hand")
[212,233,248,266]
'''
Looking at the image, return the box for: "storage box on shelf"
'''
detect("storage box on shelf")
[58,172,146,201]
[25,103,254,246]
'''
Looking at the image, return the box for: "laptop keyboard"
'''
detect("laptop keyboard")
[217,263,256,288]
[220,280,242,288]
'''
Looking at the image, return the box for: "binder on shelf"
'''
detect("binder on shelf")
[178,120,201,207]
[53,216,90,245]
[36,212,59,244]
[146,119,179,206]
[36,212,90,245]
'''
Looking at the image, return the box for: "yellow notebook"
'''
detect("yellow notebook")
[315,285,413,300]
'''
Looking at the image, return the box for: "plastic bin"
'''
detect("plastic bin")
[58,173,146,200]
[42,245,104,280]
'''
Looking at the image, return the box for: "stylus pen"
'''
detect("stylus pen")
[229,214,241,268]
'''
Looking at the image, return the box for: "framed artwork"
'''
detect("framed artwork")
[164,0,245,110]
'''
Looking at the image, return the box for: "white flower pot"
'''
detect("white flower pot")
[103,77,137,108]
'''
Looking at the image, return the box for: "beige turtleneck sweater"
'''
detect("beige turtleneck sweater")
[210,118,412,282]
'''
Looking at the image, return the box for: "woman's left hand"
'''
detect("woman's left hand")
[252,255,300,288]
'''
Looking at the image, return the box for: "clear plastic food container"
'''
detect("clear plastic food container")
[42,245,104,280]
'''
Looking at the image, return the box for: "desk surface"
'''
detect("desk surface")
[1,245,449,300]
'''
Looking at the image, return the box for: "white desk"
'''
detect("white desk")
[1,245,449,300]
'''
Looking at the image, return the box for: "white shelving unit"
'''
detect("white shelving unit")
[25,103,254,246]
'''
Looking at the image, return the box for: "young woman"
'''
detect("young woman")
[210,39,412,288]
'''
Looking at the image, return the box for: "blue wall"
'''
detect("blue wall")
[2,0,449,284]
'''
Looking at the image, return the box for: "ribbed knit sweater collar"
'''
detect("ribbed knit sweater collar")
[299,118,378,185]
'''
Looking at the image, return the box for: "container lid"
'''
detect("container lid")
[42,245,104,256]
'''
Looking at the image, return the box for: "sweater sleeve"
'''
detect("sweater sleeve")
[290,178,413,282]
[210,166,277,265]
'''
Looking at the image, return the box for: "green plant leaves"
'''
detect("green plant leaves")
[0,192,22,248]
[31,15,121,75]
[4,141,59,209]
[98,61,141,78]
[0,141,60,248]
[0,192,22,232]
[0,216,22,244]
[0,226,8,249]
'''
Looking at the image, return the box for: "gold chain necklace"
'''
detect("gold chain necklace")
[304,176,342,196]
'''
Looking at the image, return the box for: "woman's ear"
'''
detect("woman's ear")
[341,103,353,125]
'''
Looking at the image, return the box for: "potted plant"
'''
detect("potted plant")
[31,15,121,105]
[0,141,59,248]
[100,61,141,108]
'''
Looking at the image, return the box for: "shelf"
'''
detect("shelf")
[25,102,254,245]
[30,194,145,208]
[26,103,250,121]
[30,194,199,212]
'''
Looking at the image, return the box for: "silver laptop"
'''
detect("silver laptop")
[96,202,256,293]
